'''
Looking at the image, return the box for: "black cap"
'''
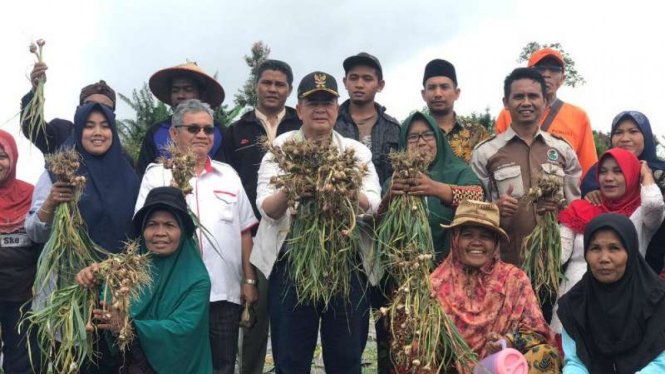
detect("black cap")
[297,71,339,99]
[423,59,457,86]
[133,187,196,238]
[343,52,383,79]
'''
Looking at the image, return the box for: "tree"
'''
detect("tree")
[457,107,496,134]
[593,130,611,157]
[116,83,170,162]
[234,41,271,108]
[518,42,586,88]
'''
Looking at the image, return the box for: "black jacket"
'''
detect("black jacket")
[223,107,302,230]
[334,100,401,185]
[21,91,73,154]
[135,117,226,179]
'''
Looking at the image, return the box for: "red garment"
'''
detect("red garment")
[430,230,555,359]
[559,148,641,233]
[0,130,34,233]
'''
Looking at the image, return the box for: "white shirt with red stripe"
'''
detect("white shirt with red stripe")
[135,158,258,305]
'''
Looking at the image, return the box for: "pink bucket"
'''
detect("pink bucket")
[473,340,528,374]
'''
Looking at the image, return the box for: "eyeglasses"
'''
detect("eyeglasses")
[406,131,436,144]
[533,65,563,74]
[175,124,215,135]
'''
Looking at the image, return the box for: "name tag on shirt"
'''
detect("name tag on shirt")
[0,233,32,248]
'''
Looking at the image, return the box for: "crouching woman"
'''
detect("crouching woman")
[557,213,665,374]
[76,187,213,374]
[430,200,561,373]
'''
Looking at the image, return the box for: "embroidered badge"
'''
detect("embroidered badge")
[314,74,327,88]
[547,148,559,162]
[240,138,249,145]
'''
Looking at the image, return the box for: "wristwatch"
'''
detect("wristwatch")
[243,278,257,285]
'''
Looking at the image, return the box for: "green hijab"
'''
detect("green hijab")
[391,111,481,263]
[130,208,212,374]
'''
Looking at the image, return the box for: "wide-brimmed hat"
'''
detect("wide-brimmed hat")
[149,62,225,108]
[133,187,196,238]
[441,200,509,242]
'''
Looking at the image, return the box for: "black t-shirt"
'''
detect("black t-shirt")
[0,228,40,301]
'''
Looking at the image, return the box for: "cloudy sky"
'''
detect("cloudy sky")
[1,0,664,183]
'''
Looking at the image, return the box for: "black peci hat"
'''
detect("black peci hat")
[422,59,457,86]
[133,187,196,238]
[297,71,339,99]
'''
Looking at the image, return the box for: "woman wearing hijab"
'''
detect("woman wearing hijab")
[581,111,665,273]
[76,187,212,374]
[381,111,483,263]
[558,213,665,373]
[552,148,665,335]
[430,200,560,373]
[25,102,140,254]
[25,102,140,373]
[0,130,38,374]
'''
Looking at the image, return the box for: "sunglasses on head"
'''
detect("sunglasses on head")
[175,124,215,135]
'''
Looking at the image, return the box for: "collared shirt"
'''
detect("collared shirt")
[255,108,286,142]
[495,102,597,176]
[444,116,490,163]
[470,125,582,265]
[135,159,258,305]
[251,130,382,284]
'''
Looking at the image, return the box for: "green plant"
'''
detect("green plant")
[263,138,367,308]
[376,149,476,373]
[22,39,48,145]
[116,84,171,162]
[234,41,271,109]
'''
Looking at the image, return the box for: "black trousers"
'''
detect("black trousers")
[0,300,32,374]
[209,300,242,374]
[268,259,369,374]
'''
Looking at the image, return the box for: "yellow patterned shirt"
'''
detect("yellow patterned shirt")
[444,118,490,163]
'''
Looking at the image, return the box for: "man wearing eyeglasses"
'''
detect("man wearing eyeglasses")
[136,99,258,374]
[494,48,597,175]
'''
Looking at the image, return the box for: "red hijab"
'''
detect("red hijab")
[0,130,34,234]
[559,148,641,233]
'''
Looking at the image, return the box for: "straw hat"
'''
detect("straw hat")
[441,200,509,242]
[149,62,225,108]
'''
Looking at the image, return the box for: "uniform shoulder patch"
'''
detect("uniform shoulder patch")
[545,132,574,149]
[472,134,497,151]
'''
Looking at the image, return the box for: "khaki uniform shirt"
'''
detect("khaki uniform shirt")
[470,125,582,265]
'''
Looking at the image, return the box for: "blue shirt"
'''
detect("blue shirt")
[562,329,665,374]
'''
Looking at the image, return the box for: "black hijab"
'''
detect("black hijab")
[557,213,665,373]
[50,103,140,253]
